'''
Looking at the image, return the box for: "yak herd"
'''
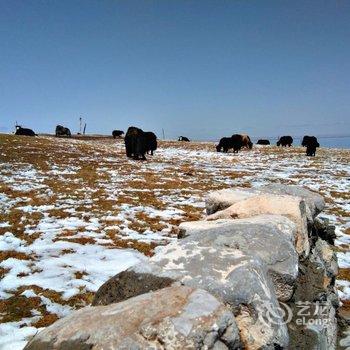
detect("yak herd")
[13,124,321,158]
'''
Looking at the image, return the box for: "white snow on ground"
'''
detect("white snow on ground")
[0,135,349,348]
[0,244,145,297]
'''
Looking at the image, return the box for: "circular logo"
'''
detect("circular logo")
[257,301,293,326]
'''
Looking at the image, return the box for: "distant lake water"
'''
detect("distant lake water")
[251,136,350,149]
[306,137,350,149]
[287,136,349,149]
[205,136,350,149]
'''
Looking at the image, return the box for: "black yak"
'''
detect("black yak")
[216,137,233,153]
[277,136,293,147]
[257,139,270,145]
[125,127,157,160]
[216,135,243,153]
[15,126,36,136]
[231,134,245,152]
[178,136,190,142]
[55,125,71,137]
[302,136,320,156]
[112,130,124,138]
[125,126,142,158]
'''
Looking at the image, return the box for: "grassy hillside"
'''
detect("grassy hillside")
[0,134,349,347]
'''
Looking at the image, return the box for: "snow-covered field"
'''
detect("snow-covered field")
[0,134,349,349]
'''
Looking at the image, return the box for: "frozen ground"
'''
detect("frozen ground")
[0,134,349,349]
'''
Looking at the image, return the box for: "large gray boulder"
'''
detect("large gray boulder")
[178,215,298,301]
[94,239,289,349]
[206,193,310,258]
[25,286,241,350]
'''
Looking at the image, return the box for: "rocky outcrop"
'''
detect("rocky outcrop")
[26,184,339,350]
[25,286,241,350]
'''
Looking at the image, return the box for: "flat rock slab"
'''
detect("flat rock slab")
[259,183,325,222]
[205,184,324,224]
[25,286,241,350]
[206,193,309,257]
[206,188,256,215]
[179,215,299,301]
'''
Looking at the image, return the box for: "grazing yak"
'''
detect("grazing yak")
[257,139,270,145]
[216,137,234,153]
[216,135,243,153]
[55,125,71,137]
[178,136,190,142]
[15,125,36,136]
[112,130,124,138]
[277,136,293,147]
[302,135,320,156]
[231,134,245,152]
[240,134,253,149]
[124,126,157,160]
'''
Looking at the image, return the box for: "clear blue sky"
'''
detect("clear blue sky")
[0,0,349,140]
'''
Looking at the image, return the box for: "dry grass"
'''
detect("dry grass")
[32,314,59,328]
[338,269,350,281]
[0,251,32,261]
[0,294,43,322]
